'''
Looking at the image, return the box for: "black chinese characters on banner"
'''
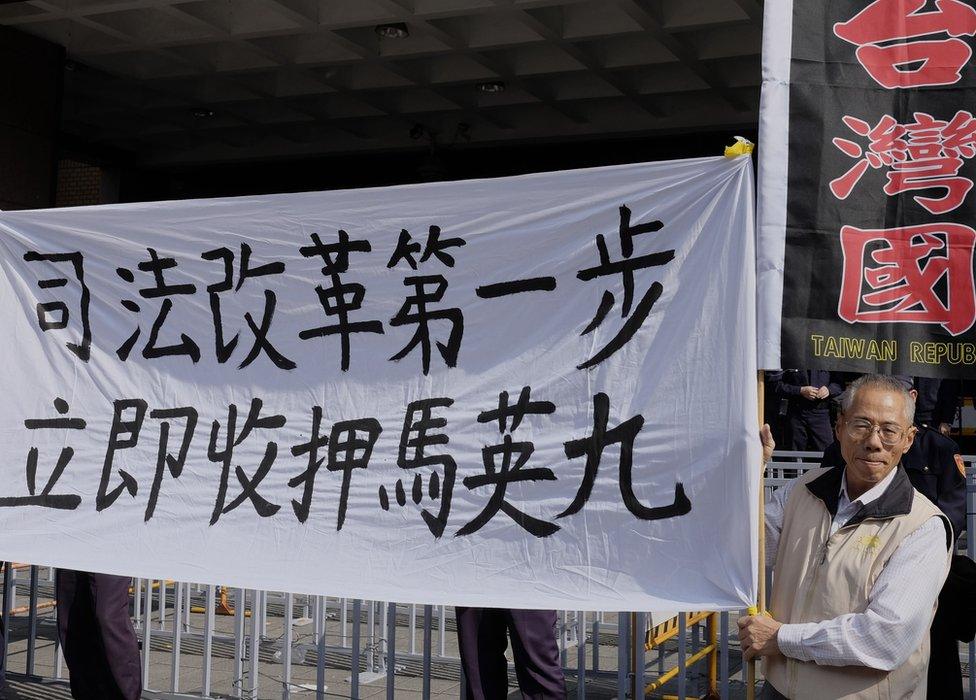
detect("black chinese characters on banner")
[3,392,691,539]
[9,205,689,536]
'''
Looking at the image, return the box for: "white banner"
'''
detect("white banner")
[756,0,793,371]
[0,156,758,611]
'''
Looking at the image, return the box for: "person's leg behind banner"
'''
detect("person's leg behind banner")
[89,573,142,700]
[57,569,142,700]
[456,606,511,700]
[57,569,105,699]
[506,609,567,700]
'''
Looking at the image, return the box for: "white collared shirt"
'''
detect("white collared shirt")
[830,467,897,536]
[765,467,950,670]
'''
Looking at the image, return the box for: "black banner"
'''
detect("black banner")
[780,0,976,378]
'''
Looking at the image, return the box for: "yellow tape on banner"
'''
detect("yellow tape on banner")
[725,136,755,157]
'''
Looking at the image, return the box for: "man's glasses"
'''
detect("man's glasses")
[844,418,909,447]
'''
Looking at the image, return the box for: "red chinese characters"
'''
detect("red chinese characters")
[831,111,976,213]
[839,223,976,335]
[834,0,976,88]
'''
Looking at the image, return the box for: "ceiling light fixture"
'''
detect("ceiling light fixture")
[477,80,506,94]
[375,23,409,39]
[192,108,215,119]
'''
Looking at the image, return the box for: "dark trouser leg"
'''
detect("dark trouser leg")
[89,573,142,700]
[787,414,808,451]
[506,609,567,700]
[805,411,833,451]
[927,613,963,700]
[57,570,141,700]
[58,569,107,700]
[455,607,510,700]
[768,415,788,452]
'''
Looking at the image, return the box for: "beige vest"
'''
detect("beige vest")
[764,466,950,700]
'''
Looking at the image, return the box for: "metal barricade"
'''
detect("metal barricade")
[0,452,971,699]
[0,582,735,698]
[642,612,718,698]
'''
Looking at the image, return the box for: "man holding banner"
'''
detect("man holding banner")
[740,375,952,700]
[820,376,969,697]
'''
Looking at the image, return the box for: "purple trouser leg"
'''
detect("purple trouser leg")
[56,570,142,700]
[455,607,567,700]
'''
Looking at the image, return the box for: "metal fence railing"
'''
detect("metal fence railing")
[0,454,972,699]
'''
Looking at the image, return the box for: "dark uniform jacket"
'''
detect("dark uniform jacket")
[914,378,959,427]
[770,369,843,415]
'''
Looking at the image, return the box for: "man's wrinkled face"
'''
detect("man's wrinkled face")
[837,386,915,490]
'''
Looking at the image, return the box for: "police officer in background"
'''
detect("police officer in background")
[820,375,969,699]
[914,377,959,436]
[768,369,843,450]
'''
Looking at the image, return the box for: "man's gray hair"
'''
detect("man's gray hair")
[838,374,915,426]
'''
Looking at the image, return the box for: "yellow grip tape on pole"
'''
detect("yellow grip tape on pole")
[724,136,755,158]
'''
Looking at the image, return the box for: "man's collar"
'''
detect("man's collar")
[806,464,914,524]
[839,466,898,508]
